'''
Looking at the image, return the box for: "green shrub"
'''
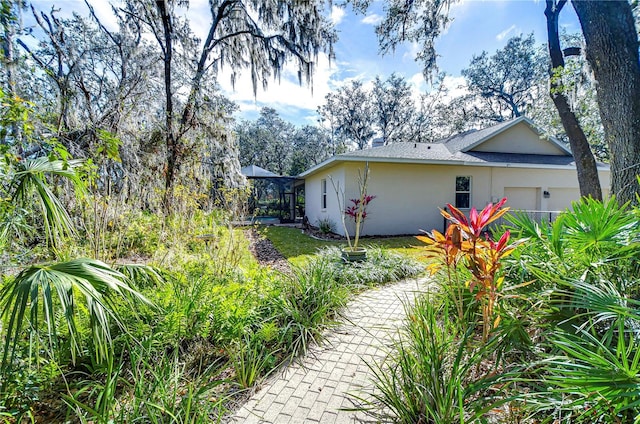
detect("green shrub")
[64,339,227,423]
[523,278,640,422]
[503,197,640,421]
[0,259,152,371]
[317,217,336,234]
[506,197,640,296]
[230,334,277,389]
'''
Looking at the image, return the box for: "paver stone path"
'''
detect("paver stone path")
[226,276,429,423]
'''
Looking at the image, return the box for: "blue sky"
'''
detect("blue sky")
[29,0,583,126]
[224,0,582,126]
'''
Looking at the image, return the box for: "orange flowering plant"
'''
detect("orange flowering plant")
[418,198,521,341]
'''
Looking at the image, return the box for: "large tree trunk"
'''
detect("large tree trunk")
[545,0,602,200]
[156,0,177,211]
[572,0,640,206]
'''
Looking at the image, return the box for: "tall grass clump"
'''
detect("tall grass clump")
[62,340,227,423]
[352,295,513,423]
[271,257,349,360]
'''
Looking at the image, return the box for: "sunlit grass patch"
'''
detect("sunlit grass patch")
[261,225,429,266]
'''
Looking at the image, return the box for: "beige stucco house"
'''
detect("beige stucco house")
[299,116,610,236]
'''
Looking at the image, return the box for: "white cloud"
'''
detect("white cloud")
[402,42,421,62]
[218,52,339,124]
[330,5,346,26]
[361,14,383,25]
[440,75,469,103]
[496,24,517,41]
[407,72,427,104]
[409,72,427,91]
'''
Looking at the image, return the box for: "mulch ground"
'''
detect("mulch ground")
[245,229,292,274]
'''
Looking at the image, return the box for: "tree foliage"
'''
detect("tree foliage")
[236,108,333,176]
[236,107,295,176]
[134,0,334,208]
[3,0,337,211]
[319,74,431,148]
[319,80,375,150]
[462,34,545,120]
[371,73,416,145]
[290,125,333,175]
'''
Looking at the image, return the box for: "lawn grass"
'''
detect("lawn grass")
[260,226,429,267]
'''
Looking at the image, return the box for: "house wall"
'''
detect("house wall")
[471,121,566,155]
[306,161,611,236]
[304,164,349,236]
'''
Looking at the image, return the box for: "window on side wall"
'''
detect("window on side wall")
[455,176,471,209]
[321,179,327,209]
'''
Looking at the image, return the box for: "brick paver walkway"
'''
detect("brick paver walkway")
[226,276,429,423]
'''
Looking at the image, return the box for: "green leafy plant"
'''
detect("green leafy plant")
[507,196,640,292]
[272,258,347,360]
[319,246,423,287]
[64,340,227,423]
[504,197,640,421]
[317,217,336,234]
[527,279,640,422]
[6,157,85,250]
[0,258,152,370]
[62,354,123,423]
[231,335,276,389]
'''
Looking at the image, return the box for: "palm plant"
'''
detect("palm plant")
[507,197,640,290]
[529,279,640,422]
[6,157,85,250]
[1,155,154,374]
[1,258,151,370]
[505,197,640,421]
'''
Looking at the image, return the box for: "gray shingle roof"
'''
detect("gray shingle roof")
[298,117,607,178]
[335,143,581,166]
[241,165,279,178]
[338,142,454,161]
[336,116,572,164]
[441,119,516,153]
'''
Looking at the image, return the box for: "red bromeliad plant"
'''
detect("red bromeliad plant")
[418,197,519,341]
[344,194,376,250]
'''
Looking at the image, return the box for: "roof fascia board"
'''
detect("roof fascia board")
[298,156,339,178]
[298,155,609,177]
[462,161,609,171]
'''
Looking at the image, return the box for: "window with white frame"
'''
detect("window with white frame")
[321,179,327,209]
[455,176,471,209]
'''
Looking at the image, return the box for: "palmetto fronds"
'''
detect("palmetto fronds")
[0,258,152,370]
[9,157,85,249]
